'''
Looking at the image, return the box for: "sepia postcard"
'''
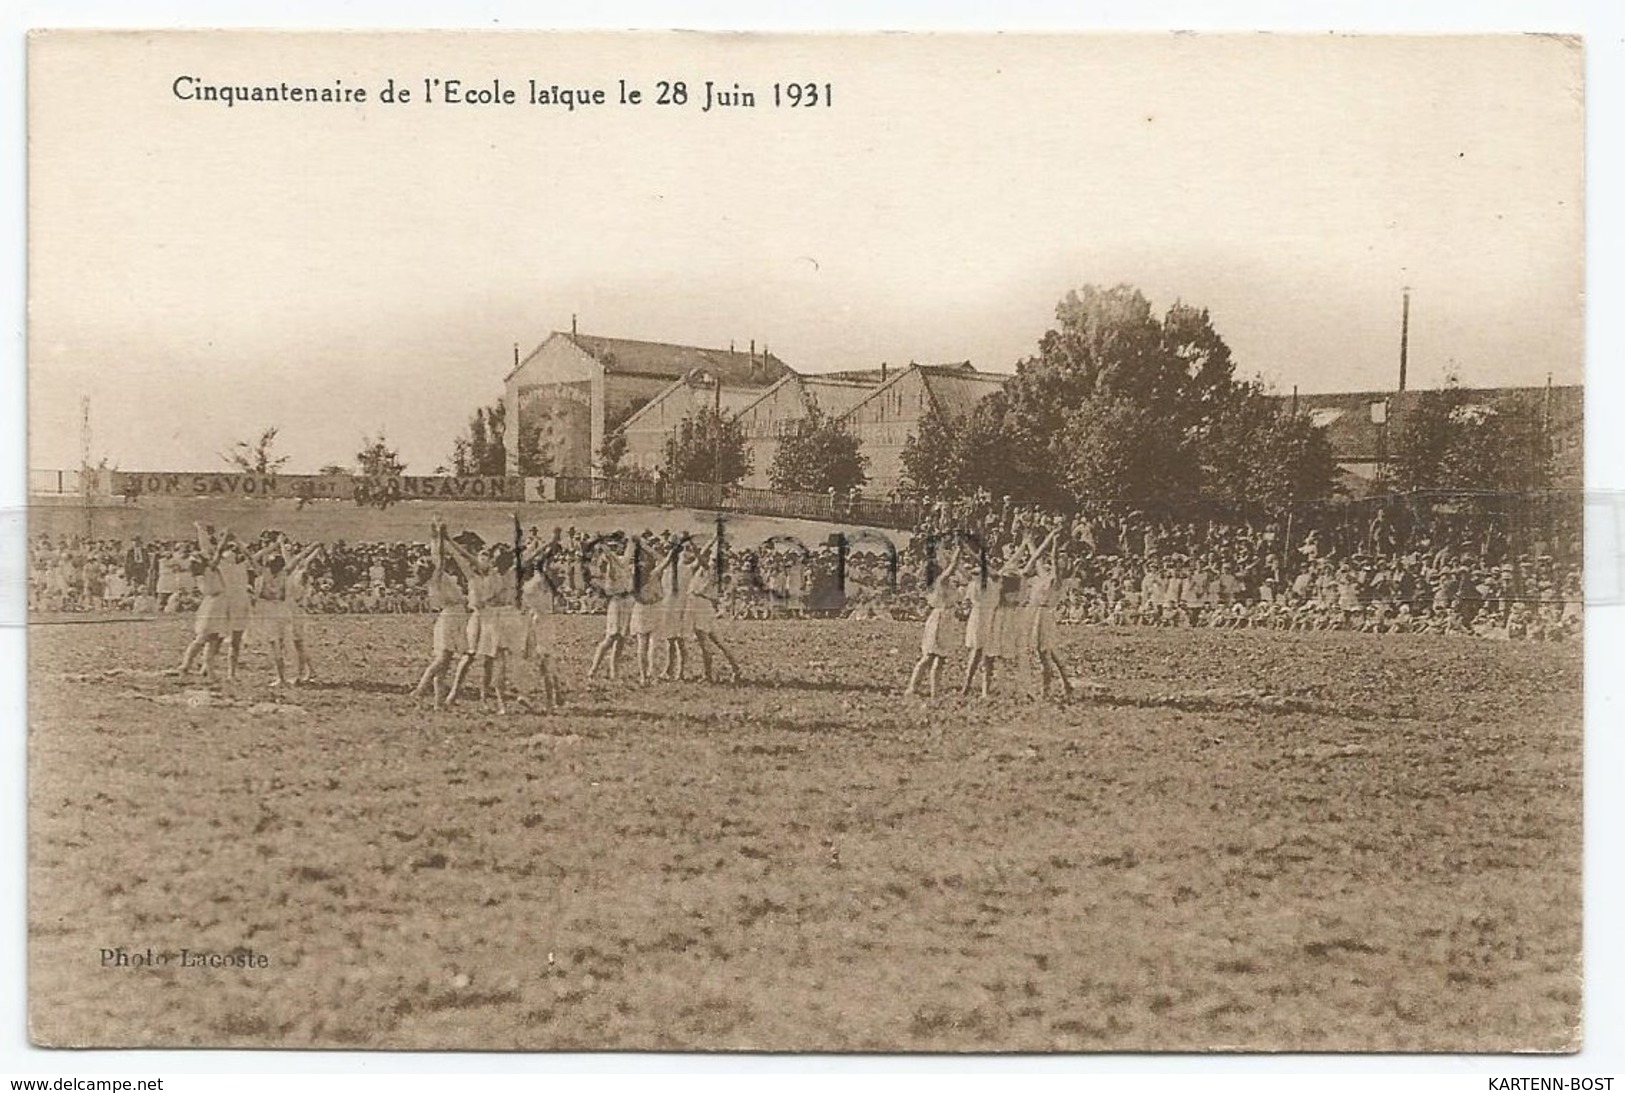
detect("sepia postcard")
[25,30,1585,1052]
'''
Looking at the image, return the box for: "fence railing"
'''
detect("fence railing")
[553,476,921,529]
[29,469,83,495]
[31,464,1582,554]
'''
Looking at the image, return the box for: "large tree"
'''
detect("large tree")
[1059,395,1189,503]
[942,284,1335,507]
[661,407,752,486]
[1198,381,1339,504]
[768,403,868,494]
[221,426,290,474]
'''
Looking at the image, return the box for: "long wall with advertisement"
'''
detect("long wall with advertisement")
[106,471,527,502]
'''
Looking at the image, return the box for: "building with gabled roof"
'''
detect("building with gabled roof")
[503,329,791,475]
[1282,384,1582,489]
[837,363,1007,493]
[617,374,786,479]
[727,372,896,487]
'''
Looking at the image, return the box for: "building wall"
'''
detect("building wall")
[735,379,809,488]
[620,382,704,475]
[842,369,933,494]
[603,374,681,433]
[505,335,600,476]
[515,381,593,475]
[620,382,772,477]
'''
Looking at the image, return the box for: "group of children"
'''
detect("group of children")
[407,520,744,715]
[583,528,743,688]
[907,527,1074,701]
[177,522,321,687]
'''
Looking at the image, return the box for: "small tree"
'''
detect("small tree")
[598,430,629,478]
[661,407,752,486]
[769,404,868,494]
[222,426,290,474]
[899,406,965,502]
[446,402,507,476]
[1393,379,1551,493]
[356,431,407,478]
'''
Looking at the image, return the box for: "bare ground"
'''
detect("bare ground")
[27,617,1582,1052]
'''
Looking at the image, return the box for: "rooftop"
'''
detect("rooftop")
[511,331,794,386]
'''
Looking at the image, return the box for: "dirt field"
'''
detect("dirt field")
[28,615,1582,1052]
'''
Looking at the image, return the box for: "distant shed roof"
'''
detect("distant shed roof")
[918,365,1008,420]
[508,331,792,386]
[565,333,791,385]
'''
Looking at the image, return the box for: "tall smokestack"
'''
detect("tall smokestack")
[571,313,578,336]
[1398,288,1410,395]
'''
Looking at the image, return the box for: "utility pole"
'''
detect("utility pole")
[1398,287,1410,397]
[1392,287,1410,495]
[712,373,723,510]
[1543,371,1554,488]
[80,395,93,536]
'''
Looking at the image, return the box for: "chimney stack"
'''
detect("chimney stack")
[571,313,578,336]
[1398,288,1410,395]
[881,361,888,382]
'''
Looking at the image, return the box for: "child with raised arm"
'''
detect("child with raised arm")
[441,531,504,712]
[411,518,468,710]
[281,536,323,684]
[208,524,254,683]
[587,531,638,683]
[652,536,690,682]
[521,555,565,712]
[960,545,1005,698]
[1021,526,1073,700]
[178,525,230,682]
[907,542,962,698]
[686,536,743,683]
[249,534,296,687]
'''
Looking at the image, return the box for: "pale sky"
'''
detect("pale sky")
[28,31,1584,474]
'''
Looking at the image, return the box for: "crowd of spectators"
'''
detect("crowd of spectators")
[906,492,1584,640]
[28,493,1583,642]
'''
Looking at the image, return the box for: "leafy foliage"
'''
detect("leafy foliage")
[661,407,752,486]
[1060,395,1189,503]
[901,284,1338,508]
[447,402,508,476]
[221,427,290,475]
[1394,380,1552,493]
[768,403,868,494]
[597,430,629,479]
[1198,381,1339,504]
[899,406,967,501]
[355,431,407,477]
